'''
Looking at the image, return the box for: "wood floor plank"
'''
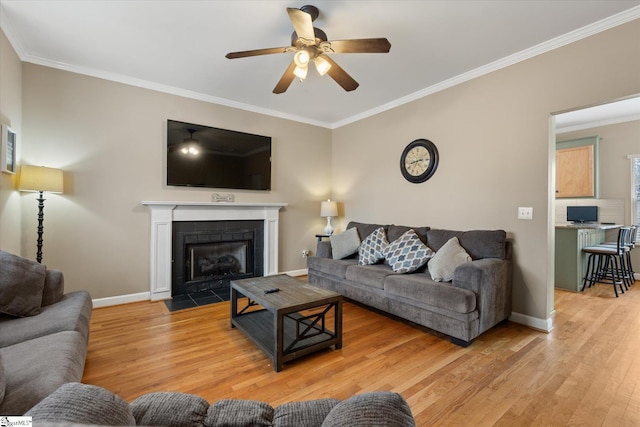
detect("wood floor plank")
[83,281,640,425]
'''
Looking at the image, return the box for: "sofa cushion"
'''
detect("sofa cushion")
[321,392,416,427]
[0,290,92,348]
[0,250,46,317]
[330,228,361,260]
[273,398,340,427]
[387,225,429,244]
[346,264,396,290]
[428,237,472,282]
[206,399,274,426]
[41,269,65,307]
[131,391,209,426]
[26,382,135,425]
[346,222,388,241]
[384,229,434,273]
[0,331,87,415]
[427,229,506,260]
[358,227,388,265]
[307,256,357,280]
[384,274,476,314]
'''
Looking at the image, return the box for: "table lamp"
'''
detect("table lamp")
[320,199,338,235]
[18,165,64,263]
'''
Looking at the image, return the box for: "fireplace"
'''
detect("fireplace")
[142,201,286,301]
[172,220,264,297]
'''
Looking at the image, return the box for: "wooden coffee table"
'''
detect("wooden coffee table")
[230,274,342,371]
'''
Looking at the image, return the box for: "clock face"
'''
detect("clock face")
[404,146,431,176]
[400,139,439,183]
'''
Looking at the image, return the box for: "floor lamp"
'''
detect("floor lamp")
[18,165,64,263]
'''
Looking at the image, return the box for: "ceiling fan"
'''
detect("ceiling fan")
[225,4,391,94]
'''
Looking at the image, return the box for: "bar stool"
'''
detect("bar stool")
[599,226,635,287]
[582,227,630,297]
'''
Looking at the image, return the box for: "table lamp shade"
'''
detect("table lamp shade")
[19,165,64,193]
[320,200,338,218]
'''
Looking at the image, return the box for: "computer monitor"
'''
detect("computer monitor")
[567,206,598,223]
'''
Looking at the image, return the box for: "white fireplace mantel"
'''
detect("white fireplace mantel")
[142,201,287,301]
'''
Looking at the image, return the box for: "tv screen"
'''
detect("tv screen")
[567,206,598,223]
[167,120,271,191]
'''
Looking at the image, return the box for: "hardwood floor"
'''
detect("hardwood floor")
[82,281,640,426]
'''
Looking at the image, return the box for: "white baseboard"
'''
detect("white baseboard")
[509,310,554,333]
[92,292,150,308]
[92,271,309,308]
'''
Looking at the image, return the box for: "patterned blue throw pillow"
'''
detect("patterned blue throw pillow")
[384,229,434,273]
[358,227,389,265]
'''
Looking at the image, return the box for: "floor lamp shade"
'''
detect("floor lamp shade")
[18,165,64,193]
[18,165,64,263]
[321,200,338,235]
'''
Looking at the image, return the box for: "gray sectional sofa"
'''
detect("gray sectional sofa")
[0,250,93,415]
[307,222,513,346]
[26,382,416,426]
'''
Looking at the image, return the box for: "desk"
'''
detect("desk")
[555,223,621,292]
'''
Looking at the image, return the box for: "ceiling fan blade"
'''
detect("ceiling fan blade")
[273,62,297,94]
[226,47,291,59]
[323,56,359,92]
[287,7,315,43]
[325,38,391,53]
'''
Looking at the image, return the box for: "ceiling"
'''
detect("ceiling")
[1,1,640,128]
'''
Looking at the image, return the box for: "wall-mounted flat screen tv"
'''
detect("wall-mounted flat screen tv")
[567,206,598,223]
[167,120,271,191]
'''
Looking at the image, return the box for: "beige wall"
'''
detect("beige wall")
[558,119,640,270]
[0,30,22,253]
[331,19,640,323]
[3,19,640,325]
[20,64,331,298]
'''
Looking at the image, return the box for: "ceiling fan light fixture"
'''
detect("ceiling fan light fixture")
[293,65,308,80]
[294,49,311,68]
[314,55,331,76]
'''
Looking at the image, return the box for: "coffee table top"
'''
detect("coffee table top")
[231,274,341,311]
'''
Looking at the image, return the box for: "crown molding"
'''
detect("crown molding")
[332,6,640,129]
[3,4,639,130]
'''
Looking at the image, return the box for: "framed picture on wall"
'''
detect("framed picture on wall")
[1,124,17,174]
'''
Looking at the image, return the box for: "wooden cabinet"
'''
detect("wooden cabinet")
[555,227,605,292]
[556,136,599,198]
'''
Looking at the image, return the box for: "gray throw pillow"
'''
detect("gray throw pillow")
[330,227,361,260]
[321,392,416,427]
[25,382,135,425]
[273,398,340,427]
[428,236,472,282]
[131,391,209,426]
[206,399,274,426]
[384,229,434,273]
[0,250,46,317]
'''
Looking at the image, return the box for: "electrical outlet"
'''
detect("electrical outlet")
[301,250,310,258]
[518,207,533,220]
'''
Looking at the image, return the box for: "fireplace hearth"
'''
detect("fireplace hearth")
[172,220,264,298]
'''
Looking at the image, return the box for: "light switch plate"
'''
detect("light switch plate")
[518,207,533,220]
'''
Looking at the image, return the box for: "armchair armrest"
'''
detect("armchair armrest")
[452,258,512,334]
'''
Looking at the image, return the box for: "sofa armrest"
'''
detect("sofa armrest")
[452,258,512,334]
[316,240,333,258]
[41,269,65,307]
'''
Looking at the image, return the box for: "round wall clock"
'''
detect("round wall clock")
[400,138,439,183]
